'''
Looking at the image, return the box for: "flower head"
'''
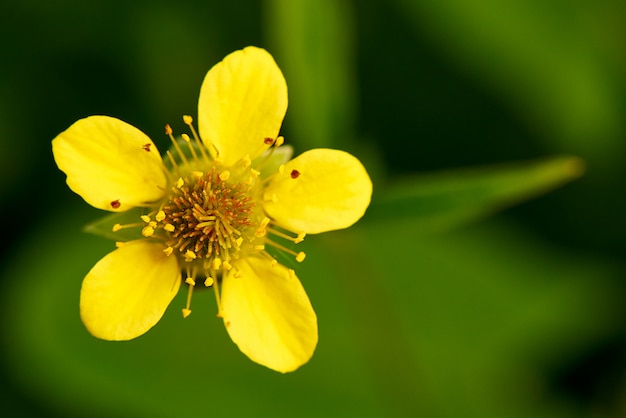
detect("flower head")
[52,47,372,372]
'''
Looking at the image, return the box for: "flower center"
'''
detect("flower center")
[162,168,258,267]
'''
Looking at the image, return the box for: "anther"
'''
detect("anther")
[142,226,155,237]
[164,223,175,232]
[156,210,166,221]
[165,124,173,135]
[185,250,197,261]
[185,277,196,286]
[141,215,151,223]
[296,252,306,262]
[183,115,193,125]
[204,277,214,287]
[219,171,230,181]
[275,136,284,147]
[295,232,306,243]
[176,177,184,188]
[112,224,122,232]
[182,309,192,318]
[163,247,174,256]
[212,258,222,270]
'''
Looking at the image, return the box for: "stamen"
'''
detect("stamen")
[140,215,151,223]
[212,257,222,270]
[163,246,174,256]
[219,170,230,181]
[155,210,166,222]
[211,269,224,318]
[265,238,307,263]
[165,124,189,166]
[184,250,197,262]
[184,114,218,158]
[253,136,286,171]
[142,226,155,237]
[266,226,306,244]
[181,133,199,161]
[166,150,180,177]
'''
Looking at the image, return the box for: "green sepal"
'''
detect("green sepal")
[257,145,293,179]
[83,207,149,242]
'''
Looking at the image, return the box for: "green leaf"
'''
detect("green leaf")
[394,0,624,164]
[367,155,584,231]
[83,207,148,242]
[264,0,358,149]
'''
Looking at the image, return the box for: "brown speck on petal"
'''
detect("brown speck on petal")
[142,143,151,152]
[290,169,300,179]
[110,199,121,209]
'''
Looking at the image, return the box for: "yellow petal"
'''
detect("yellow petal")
[197,47,288,166]
[221,256,317,373]
[263,149,372,234]
[52,116,167,211]
[80,240,181,340]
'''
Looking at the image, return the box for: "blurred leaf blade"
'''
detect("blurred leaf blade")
[264,0,357,150]
[368,155,584,231]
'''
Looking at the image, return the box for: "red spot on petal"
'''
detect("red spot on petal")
[290,169,300,179]
[264,137,275,145]
[110,199,121,209]
[142,143,151,152]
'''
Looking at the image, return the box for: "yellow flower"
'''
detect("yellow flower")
[52,47,372,373]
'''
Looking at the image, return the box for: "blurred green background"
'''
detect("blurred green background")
[1,0,626,417]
